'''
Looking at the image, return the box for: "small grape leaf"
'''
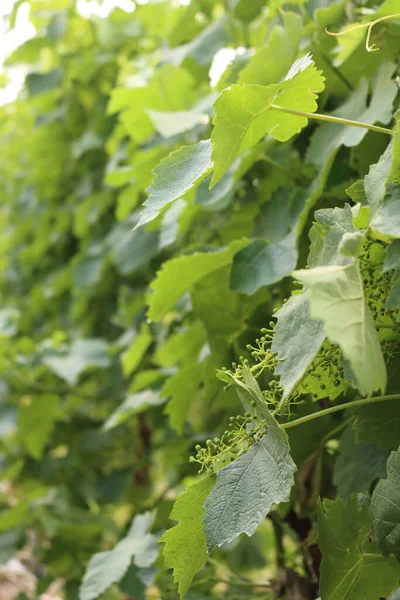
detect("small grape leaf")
[160,476,215,599]
[147,239,247,321]
[371,446,400,560]
[136,140,213,229]
[271,292,325,400]
[318,495,399,600]
[333,428,389,497]
[292,263,386,395]
[80,512,158,600]
[211,54,324,186]
[203,370,296,551]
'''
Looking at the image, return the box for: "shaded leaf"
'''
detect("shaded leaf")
[371,446,400,560]
[333,428,389,497]
[318,495,399,600]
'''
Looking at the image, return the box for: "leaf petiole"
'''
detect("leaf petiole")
[270,103,393,136]
[281,393,400,429]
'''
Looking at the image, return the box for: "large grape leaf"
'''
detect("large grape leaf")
[239,12,302,86]
[271,292,325,400]
[80,512,159,600]
[136,140,213,228]
[353,399,400,449]
[147,239,247,321]
[203,371,296,551]
[292,264,386,395]
[161,477,215,599]
[333,428,389,497]
[371,446,400,560]
[318,496,399,600]
[210,54,324,186]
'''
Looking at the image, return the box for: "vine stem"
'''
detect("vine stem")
[270,104,393,136]
[281,394,400,430]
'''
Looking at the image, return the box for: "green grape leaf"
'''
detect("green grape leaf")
[80,512,159,600]
[354,400,400,449]
[203,371,296,551]
[292,264,386,395]
[229,240,297,295]
[147,239,247,321]
[211,54,324,186]
[136,140,213,228]
[103,391,165,430]
[318,495,399,600]
[161,476,215,599]
[163,364,204,434]
[371,446,400,560]
[18,395,60,460]
[272,292,326,400]
[239,12,302,86]
[333,428,389,497]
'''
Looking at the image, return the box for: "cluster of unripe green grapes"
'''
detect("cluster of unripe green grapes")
[189,406,265,473]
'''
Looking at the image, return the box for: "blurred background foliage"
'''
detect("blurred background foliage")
[0,0,399,599]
